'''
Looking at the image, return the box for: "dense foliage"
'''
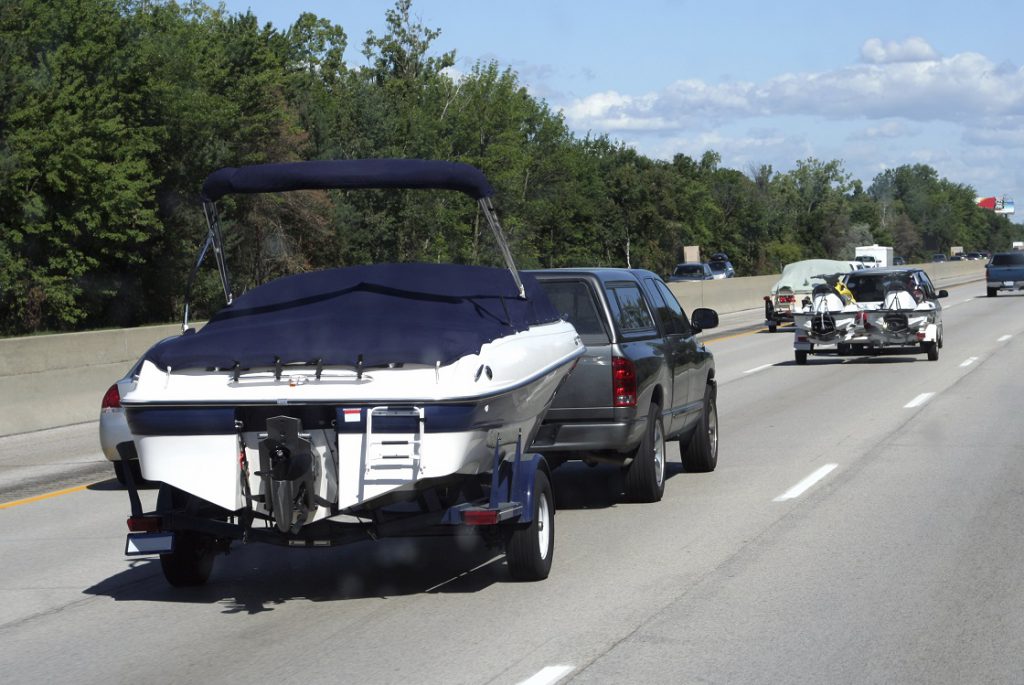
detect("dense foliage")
[0,0,1018,336]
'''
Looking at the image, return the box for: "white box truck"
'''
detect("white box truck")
[854,244,893,268]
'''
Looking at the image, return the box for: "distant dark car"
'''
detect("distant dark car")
[950,254,964,261]
[893,256,906,265]
[668,262,714,282]
[529,268,719,503]
[931,254,947,262]
[965,252,985,260]
[708,258,735,279]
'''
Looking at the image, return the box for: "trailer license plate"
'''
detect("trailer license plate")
[125,532,174,556]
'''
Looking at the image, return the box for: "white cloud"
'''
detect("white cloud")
[559,42,1024,134]
[860,37,939,64]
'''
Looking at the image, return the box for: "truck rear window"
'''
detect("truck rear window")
[991,253,1024,267]
[537,280,608,337]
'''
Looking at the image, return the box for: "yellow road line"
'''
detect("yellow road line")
[705,328,766,344]
[0,484,91,510]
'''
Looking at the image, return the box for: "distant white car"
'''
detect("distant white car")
[99,360,145,486]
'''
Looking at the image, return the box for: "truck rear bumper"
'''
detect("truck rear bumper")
[530,418,646,457]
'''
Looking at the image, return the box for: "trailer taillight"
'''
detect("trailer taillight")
[101,383,121,410]
[127,516,162,532]
[463,510,499,526]
[778,294,796,303]
[612,356,637,407]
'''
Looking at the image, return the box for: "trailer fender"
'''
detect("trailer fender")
[498,454,550,525]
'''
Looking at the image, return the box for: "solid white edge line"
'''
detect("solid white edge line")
[518,665,574,685]
[904,392,935,408]
[960,357,978,367]
[744,363,774,374]
[773,463,838,502]
[998,334,1012,342]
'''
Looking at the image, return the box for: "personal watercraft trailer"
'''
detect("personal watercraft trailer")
[120,160,585,585]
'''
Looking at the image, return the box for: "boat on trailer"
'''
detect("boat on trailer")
[120,159,584,585]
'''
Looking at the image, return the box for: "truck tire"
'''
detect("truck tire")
[505,469,554,581]
[987,288,997,297]
[156,484,218,587]
[681,384,718,473]
[623,403,666,503]
[795,349,808,365]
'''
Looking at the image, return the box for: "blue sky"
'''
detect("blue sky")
[221,0,1022,218]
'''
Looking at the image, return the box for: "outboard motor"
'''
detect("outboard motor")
[257,416,319,533]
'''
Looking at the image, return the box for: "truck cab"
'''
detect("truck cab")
[527,268,719,503]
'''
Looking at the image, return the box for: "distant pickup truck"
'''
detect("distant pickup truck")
[528,268,719,503]
[986,252,1024,296]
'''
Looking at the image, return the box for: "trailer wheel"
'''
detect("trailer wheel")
[924,341,939,361]
[681,384,718,473]
[623,403,666,503]
[795,349,808,365]
[767,321,778,333]
[505,470,554,581]
[156,485,218,587]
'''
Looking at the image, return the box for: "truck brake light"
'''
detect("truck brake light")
[612,356,637,407]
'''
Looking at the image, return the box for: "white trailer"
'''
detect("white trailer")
[854,245,893,268]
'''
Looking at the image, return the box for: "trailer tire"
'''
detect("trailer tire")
[767,321,778,333]
[924,341,939,361]
[505,469,554,581]
[157,485,218,587]
[681,384,718,473]
[795,349,808,365]
[623,403,666,503]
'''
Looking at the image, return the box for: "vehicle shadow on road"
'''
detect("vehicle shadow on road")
[83,533,512,612]
[550,462,624,510]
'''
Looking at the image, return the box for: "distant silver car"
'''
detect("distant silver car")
[99,360,145,485]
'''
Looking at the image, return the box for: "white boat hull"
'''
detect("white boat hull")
[124,321,582,517]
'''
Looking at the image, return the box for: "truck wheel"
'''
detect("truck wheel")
[623,403,666,503]
[987,288,997,297]
[156,485,218,587]
[505,469,554,581]
[795,349,808,365]
[837,343,851,356]
[681,384,718,473]
[924,341,939,361]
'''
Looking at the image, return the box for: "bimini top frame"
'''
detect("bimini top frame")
[181,159,525,331]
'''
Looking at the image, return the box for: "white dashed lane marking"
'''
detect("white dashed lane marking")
[774,464,838,502]
[904,393,935,408]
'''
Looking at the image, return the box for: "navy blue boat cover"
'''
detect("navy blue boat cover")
[145,263,561,371]
[202,160,494,202]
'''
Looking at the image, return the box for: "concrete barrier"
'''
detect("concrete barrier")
[0,261,985,436]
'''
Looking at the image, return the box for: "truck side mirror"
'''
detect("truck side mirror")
[691,307,719,332]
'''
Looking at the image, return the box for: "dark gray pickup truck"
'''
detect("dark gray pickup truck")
[528,268,719,503]
[986,252,1024,296]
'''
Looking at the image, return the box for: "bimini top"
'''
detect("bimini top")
[201,159,495,202]
[145,263,560,371]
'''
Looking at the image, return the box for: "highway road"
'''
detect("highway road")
[2,281,1023,684]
